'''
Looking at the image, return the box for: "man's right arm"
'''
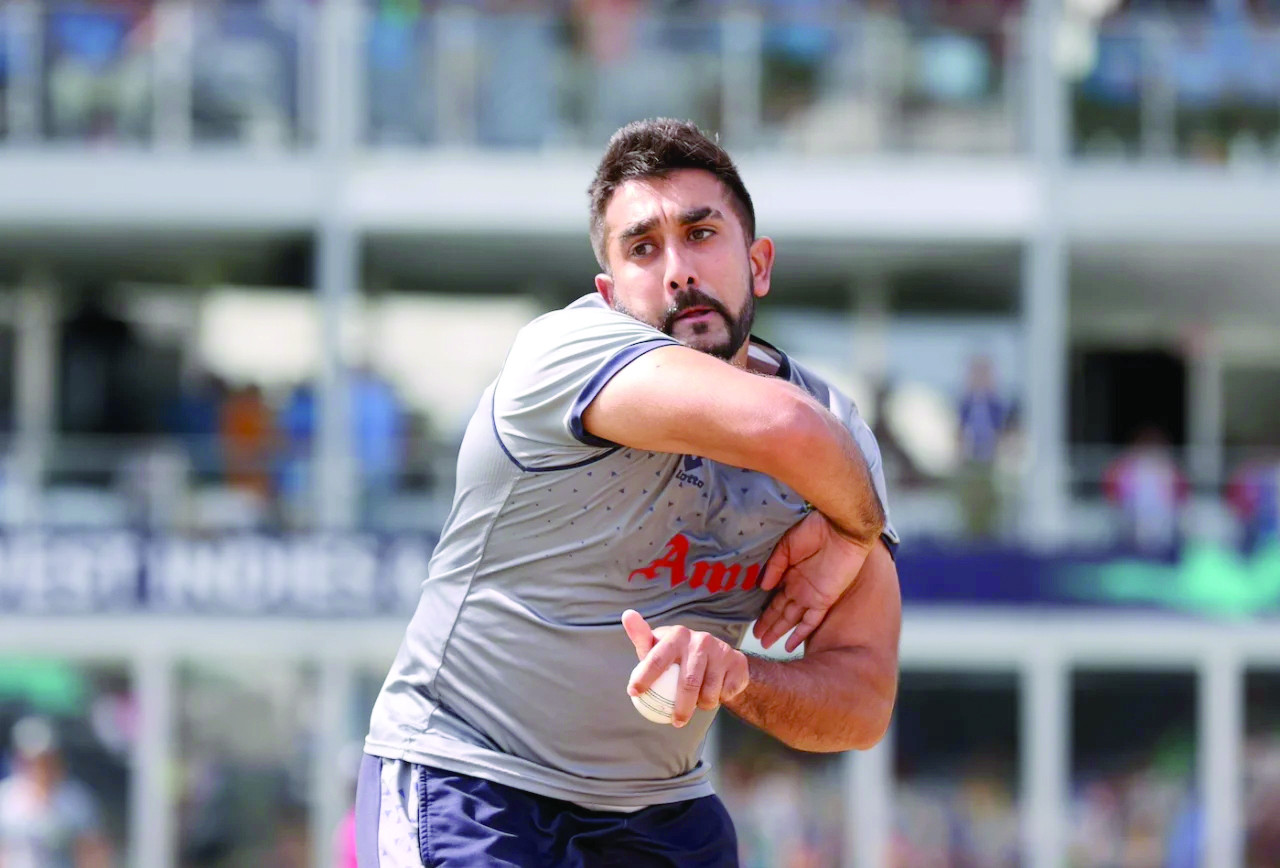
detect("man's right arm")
[581,344,885,547]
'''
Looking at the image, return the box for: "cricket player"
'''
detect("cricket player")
[359,119,901,866]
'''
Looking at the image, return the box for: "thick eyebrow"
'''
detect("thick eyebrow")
[617,207,725,246]
[680,206,723,225]
[617,216,659,244]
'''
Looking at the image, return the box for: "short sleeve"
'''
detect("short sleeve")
[843,404,901,558]
[492,299,679,470]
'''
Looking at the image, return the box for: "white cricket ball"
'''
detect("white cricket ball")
[630,661,680,725]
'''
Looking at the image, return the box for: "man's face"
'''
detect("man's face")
[594,169,774,363]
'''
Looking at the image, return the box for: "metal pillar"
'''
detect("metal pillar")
[1021,0,1070,546]
[852,274,890,389]
[720,10,763,149]
[435,5,480,147]
[313,0,362,530]
[12,274,57,526]
[1021,651,1068,868]
[5,0,43,141]
[132,655,176,868]
[1199,648,1243,868]
[848,729,892,868]
[152,0,195,147]
[1187,327,1224,490]
[312,660,356,868]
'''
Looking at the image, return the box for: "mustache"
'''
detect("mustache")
[659,288,733,334]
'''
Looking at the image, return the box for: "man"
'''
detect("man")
[360,119,901,866]
[956,355,1011,539]
[1103,426,1187,555]
[0,717,111,868]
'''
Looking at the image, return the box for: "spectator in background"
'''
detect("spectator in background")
[367,0,428,145]
[1228,453,1280,553]
[0,717,112,868]
[955,355,1011,540]
[275,369,407,528]
[277,381,315,528]
[220,384,276,505]
[351,366,404,526]
[169,372,227,483]
[1104,427,1189,555]
[47,0,153,142]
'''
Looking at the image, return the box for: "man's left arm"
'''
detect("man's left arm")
[724,539,901,752]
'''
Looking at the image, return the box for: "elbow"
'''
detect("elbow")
[846,708,893,751]
[781,699,895,754]
[740,389,825,474]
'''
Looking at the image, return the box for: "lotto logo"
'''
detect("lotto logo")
[676,455,705,488]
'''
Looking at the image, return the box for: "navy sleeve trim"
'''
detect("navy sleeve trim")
[568,337,679,448]
[881,532,900,561]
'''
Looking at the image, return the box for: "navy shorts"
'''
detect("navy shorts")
[355,754,739,867]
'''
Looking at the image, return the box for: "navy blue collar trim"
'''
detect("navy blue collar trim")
[748,335,792,381]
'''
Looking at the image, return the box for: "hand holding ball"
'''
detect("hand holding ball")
[630,661,680,725]
[621,609,750,729]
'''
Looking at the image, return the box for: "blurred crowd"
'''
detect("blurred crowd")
[3,0,1279,159]
[1076,0,1280,163]
[885,731,1280,867]
[162,366,414,529]
[4,297,1280,548]
[13,296,435,531]
[0,669,134,868]
[1,0,308,146]
[884,353,1280,555]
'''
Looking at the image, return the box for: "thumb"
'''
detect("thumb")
[621,609,655,660]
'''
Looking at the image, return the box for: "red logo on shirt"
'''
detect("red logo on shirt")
[627,533,761,593]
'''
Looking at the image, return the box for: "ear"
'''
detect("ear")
[748,236,775,300]
[594,273,615,306]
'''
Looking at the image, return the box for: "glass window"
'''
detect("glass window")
[175,661,317,868]
[1245,670,1280,865]
[893,670,1021,866]
[716,713,847,867]
[1070,670,1198,866]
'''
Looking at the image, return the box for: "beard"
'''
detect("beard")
[615,277,756,362]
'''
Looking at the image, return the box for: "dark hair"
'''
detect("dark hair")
[588,119,756,270]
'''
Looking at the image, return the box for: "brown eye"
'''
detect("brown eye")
[632,242,655,258]
[690,227,715,242]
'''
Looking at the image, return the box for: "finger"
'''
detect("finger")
[783,607,828,653]
[628,627,688,696]
[721,655,750,702]
[697,658,727,711]
[672,638,708,727]
[621,609,655,661]
[760,537,791,591]
[753,585,794,643]
[752,588,787,640]
[759,597,805,649]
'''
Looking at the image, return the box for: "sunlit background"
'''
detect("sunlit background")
[0,0,1279,866]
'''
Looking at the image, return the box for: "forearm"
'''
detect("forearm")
[764,392,885,547]
[723,647,896,752]
[582,347,885,544]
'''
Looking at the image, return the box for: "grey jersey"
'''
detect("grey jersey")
[366,294,898,809]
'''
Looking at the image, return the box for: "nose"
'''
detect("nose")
[663,245,698,294]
